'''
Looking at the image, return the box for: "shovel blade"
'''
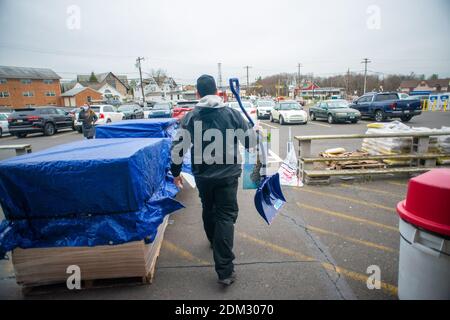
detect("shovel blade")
[254,173,286,225]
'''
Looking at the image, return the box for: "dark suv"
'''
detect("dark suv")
[8,106,74,138]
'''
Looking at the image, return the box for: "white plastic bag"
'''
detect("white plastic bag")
[278,141,303,187]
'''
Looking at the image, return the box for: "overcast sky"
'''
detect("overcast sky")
[0,0,449,84]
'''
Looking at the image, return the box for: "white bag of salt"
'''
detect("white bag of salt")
[278,128,303,187]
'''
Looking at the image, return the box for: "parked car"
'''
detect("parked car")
[0,113,10,136]
[172,100,198,120]
[349,92,421,122]
[74,104,124,133]
[118,104,144,119]
[8,106,74,138]
[309,100,361,124]
[148,102,173,118]
[142,106,153,119]
[270,101,307,125]
[255,100,275,119]
[227,101,258,124]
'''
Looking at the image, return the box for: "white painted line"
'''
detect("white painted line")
[50,131,77,139]
[309,121,331,128]
[260,122,278,129]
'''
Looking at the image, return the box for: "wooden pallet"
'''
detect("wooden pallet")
[13,215,169,296]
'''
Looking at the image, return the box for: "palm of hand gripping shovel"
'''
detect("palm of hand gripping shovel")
[229,78,286,224]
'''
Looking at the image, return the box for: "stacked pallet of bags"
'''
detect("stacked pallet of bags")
[0,137,183,259]
[361,121,414,165]
[361,121,449,166]
[437,126,450,164]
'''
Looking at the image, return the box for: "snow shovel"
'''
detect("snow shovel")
[229,78,286,224]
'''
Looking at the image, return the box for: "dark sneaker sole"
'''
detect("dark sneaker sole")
[217,272,236,286]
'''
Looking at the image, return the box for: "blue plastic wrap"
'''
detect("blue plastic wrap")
[95,119,192,174]
[0,138,171,220]
[0,177,183,258]
[95,119,178,140]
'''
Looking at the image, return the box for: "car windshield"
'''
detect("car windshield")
[0,114,7,120]
[328,101,349,109]
[90,107,100,112]
[279,103,300,110]
[153,103,170,110]
[257,101,275,107]
[118,106,134,111]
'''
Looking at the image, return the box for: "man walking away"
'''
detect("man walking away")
[170,75,257,286]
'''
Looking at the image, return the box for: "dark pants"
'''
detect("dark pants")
[195,176,239,280]
[82,125,95,139]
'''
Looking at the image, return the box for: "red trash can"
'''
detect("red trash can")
[396,169,450,300]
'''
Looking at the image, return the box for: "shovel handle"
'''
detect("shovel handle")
[229,78,267,176]
[229,78,255,127]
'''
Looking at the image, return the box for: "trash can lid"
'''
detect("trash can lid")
[397,169,450,236]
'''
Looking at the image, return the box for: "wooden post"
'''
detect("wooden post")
[412,135,436,167]
[299,139,312,183]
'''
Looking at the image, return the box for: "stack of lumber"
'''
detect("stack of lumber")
[320,148,386,170]
[13,215,169,291]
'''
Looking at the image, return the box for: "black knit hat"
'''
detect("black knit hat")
[196,74,217,97]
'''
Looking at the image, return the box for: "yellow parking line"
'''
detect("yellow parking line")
[297,203,398,232]
[238,232,315,262]
[339,183,404,198]
[297,188,394,212]
[387,181,408,187]
[238,231,397,296]
[163,240,210,265]
[306,225,397,253]
[309,121,331,128]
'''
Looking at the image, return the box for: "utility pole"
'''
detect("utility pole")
[346,68,350,97]
[297,63,302,84]
[217,62,223,92]
[136,57,145,105]
[361,58,371,94]
[296,63,302,99]
[244,65,252,94]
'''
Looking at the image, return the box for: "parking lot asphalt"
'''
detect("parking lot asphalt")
[0,111,448,299]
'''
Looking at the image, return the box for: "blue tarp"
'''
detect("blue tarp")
[0,177,183,257]
[95,119,192,174]
[0,138,172,220]
[95,119,178,140]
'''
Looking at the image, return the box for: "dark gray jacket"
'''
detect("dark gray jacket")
[170,98,257,180]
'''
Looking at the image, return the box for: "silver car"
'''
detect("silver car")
[0,113,10,136]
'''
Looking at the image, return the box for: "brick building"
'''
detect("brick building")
[61,87,102,107]
[0,65,62,109]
